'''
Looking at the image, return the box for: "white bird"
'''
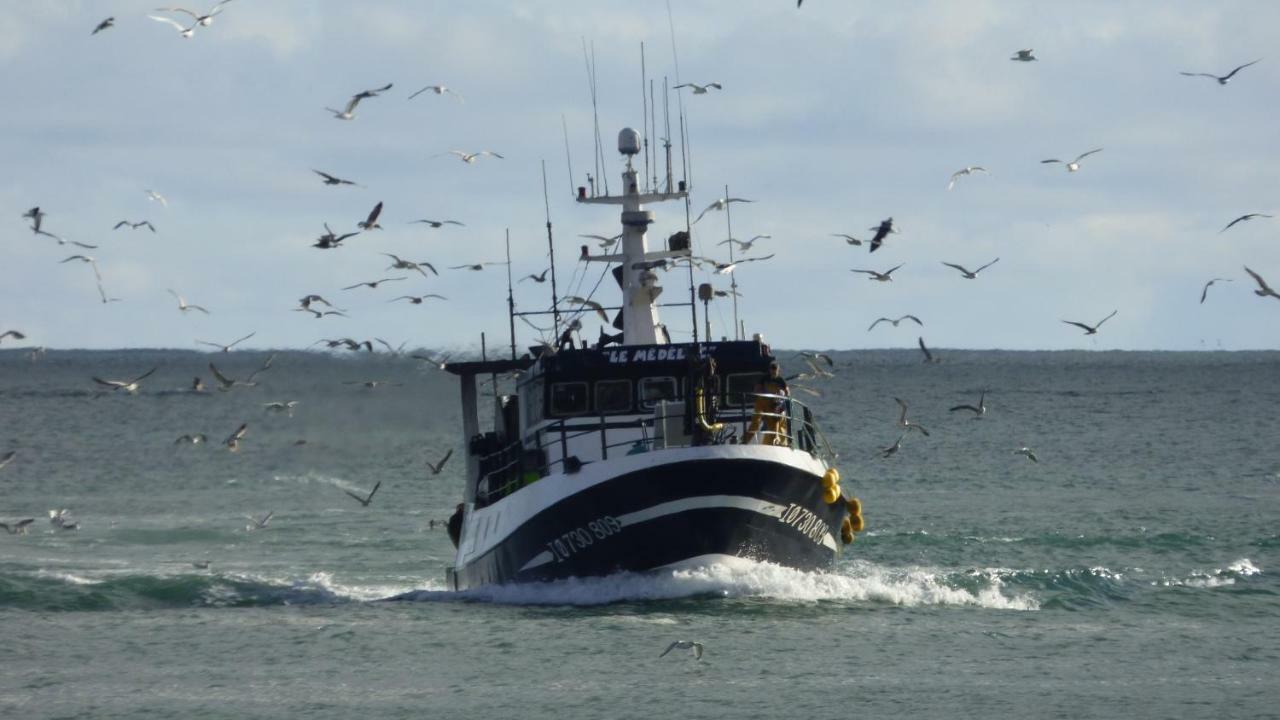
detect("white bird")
[1244,266,1280,301]
[718,235,770,252]
[174,433,208,445]
[196,332,255,352]
[917,337,940,364]
[409,85,464,101]
[1220,213,1273,233]
[1011,49,1037,62]
[155,1,233,27]
[1200,278,1232,304]
[0,450,15,470]
[167,289,209,314]
[48,509,79,531]
[1179,59,1262,85]
[447,150,504,163]
[244,511,273,531]
[209,354,275,392]
[880,434,905,458]
[92,367,158,394]
[949,390,987,417]
[893,397,930,436]
[59,254,102,282]
[659,640,705,660]
[146,190,168,207]
[224,422,248,452]
[710,254,774,275]
[326,83,393,120]
[1041,149,1102,172]
[831,233,864,246]
[1013,447,1039,463]
[1061,310,1117,335]
[563,296,609,323]
[947,166,988,190]
[851,264,904,282]
[383,253,437,278]
[263,401,298,416]
[390,294,448,305]
[694,197,752,224]
[867,315,922,331]
[410,219,464,228]
[148,14,196,37]
[941,258,999,279]
[343,481,382,507]
[674,82,722,94]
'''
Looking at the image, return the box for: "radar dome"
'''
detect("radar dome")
[618,128,641,156]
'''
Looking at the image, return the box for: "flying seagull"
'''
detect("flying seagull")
[148,14,196,37]
[208,354,275,391]
[949,390,987,417]
[343,277,406,290]
[446,150,504,164]
[313,170,359,187]
[343,481,382,507]
[156,1,234,27]
[390,294,448,305]
[410,219,464,228]
[918,337,940,364]
[1220,213,1273,233]
[1014,447,1039,463]
[1180,59,1262,85]
[92,367,158,394]
[947,166,988,190]
[326,83,393,120]
[0,450,17,470]
[1243,266,1280,300]
[1011,49,1036,62]
[941,258,999,279]
[659,640,705,660]
[196,332,255,352]
[383,253,437,277]
[693,197,752,224]
[867,314,922,331]
[831,233,864,246]
[113,220,156,232]
[92,17,115,34]
[428,449,454,475]
[358,201,384,230]
[718,235,771,252]
[710,254,775,275]
[167,289,209,314]
[298,294,338,311]
[48,509,79,531]
[563,296,609,323]
[224,422,248,452]
[0,330,26,344]
[263,401,298,416]
[409,85,464,101]
[851,264,904,282]
[174,433,208,445]
[1041,149,1102,172]
[313,223,359,249]
[798,351,834,368]
[146,190,168,207]
[59,254,102,281]
[520,269,550,283]
[0,518,35,535]
[1200,278,1233,304]
[880,434,905,459]
[674,82,722,94]
[868,217,896,252]
[1061,310,1118,335]
[894,397,930,436]
[244,511,273,531]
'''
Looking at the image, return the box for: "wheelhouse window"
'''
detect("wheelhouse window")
[639,376,679,409]
[594,379,633,414]
[549,382,589,416]
[723,373,759,407]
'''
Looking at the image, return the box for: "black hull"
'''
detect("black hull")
[448,457,846,590]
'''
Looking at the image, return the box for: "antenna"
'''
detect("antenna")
[542,161,562,340]
[505,229,516,360]
[582,39,609,197]
[561,114,575,200]
[649,79,658,193]
[724,184,740,340]
[640,42,650,194]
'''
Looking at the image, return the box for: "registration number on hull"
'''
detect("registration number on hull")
[546,515,622,563]
[779,503,830,545]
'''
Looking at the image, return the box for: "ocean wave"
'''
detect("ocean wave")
[1153,558,1262,589]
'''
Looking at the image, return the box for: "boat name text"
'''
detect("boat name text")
[605,347,687,364]
[546,515,622,563]
[779,503,829,545]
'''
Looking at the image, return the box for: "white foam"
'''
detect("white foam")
[1155,558,1262,589]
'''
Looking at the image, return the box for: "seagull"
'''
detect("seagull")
[343,277,406,290]
[35,227,97,249]
[868,217,896,252]
[447,150,504,163]
[196,331,255,352]
[390,294,448,305]
[191,376,206,393]
[1061,310,1118,335]
[428,449,454,475]
[917,337,940,364]
[343,481,382,507]
[563,296,609,323]
[798,351,834,368]
[95,279,122,304]
[156,1,233,27]
[313,170,360,187]
[326,83,393,120]
[0,330,26,344]
[718,235,771,252]
[1200,278,1233,304]
[313,223,359,249]
[410,219,464,228]
[299,294,338,311]
[92,367,158,394]
[941,258,999,279]
[1013,447,1039,463]
[1220,213,1273,233]
[244,511,273,531]
[1041,149,1103,172]
[674,82,722,94]
[146,190,168,207]
[167,289,209,314]
[294,307,348,319]
[831,233,864,246]
[659,640,705,660]
[0,518,35,535]
[893,397,930,436]
[263,401,298,416]
[224,422,248,452]
[48,509,79,531]
[693,197,752,224]
[947,166,988,191]
[411,352,450,370]
[148,14,196,37]
[1243,266,1280,300]
[1011,49,1037,62]
[449,262,507,271]
[113,220,156,232]
[1180,59,1262,85]
[409,85,464,101]
[710,254,774,275]
[880,434,905,458]
[851,264,904,282]
[867,314,922,331]
[580,233,622,249]
[383,253,437,277]
[0,450,15,469]
[174,433,208,445]
[208,355,274,391]
[520,269,550,283]
[949,390,987,417]
[60,254,102,281]
[92,17,114,34]
[344,380,401,389]
[358,201,384,230]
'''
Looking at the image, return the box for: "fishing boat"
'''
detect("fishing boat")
[442,117,864,590]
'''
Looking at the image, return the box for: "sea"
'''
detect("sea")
[1,348,1277,719]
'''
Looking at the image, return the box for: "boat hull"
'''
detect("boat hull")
[447,447,847,590]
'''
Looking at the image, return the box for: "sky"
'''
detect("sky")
[2,1,1278,353]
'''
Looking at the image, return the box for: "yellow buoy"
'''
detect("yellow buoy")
[841,527,855,544]
[821,484,841,505]
[849,513,865,533]
[822,467,840,489]
[845,497,862,517]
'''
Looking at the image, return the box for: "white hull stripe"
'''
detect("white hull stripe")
[517,495,833,572]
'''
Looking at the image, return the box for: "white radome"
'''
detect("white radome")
[618,128,641,156]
